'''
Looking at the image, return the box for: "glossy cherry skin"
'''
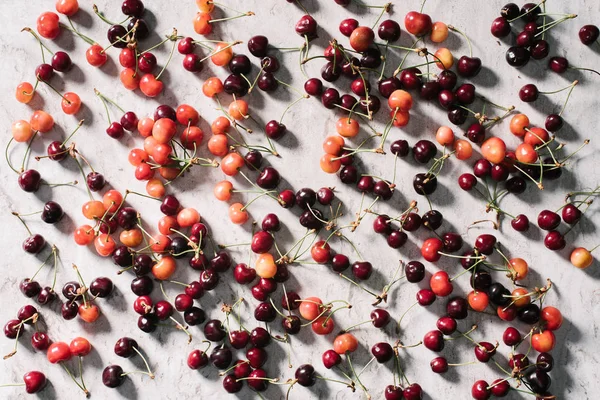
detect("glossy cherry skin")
[423,330,445,351]
[537,210,561,230]
[378,19,401,41]
[436,316,457,335]
[41,201,63,224]
[580,24,600,45]
[491,17,511,37]
[256,167,280,189]
[248,35,268,57]
[31,331,51,350]
[544,230,565,250]
[372,342,394,363]
[474,341,497,362]
[295,14,317,40]
[562,203,582,224]
[187,349,209,370]
[204,319,226,342]
[506,46,530,67]
[23,371,46,394]
[524,369,551,394]
[457,56,482,78]
[405,261,425,283]
[103,365,125,388]
[89,277,113,298]
[472,380,491,400]
[531,39,549,60]
[446,297,468,319]
[18,169,42,192]
[23,234,46,254]
[403,383,424,400]
[413,173,437,195]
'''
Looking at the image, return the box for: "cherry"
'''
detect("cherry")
[458,56,482,78]
[506,46,530,67]
[340,18,359,37]
[372,342,394,363]
[537,210,561,230]
[51,51,72,72]
[373,214,392,234]
[102,365,125,388]
[562,203,582,224]
[517,303,541,324]
[4,319,21,339]
[537,352,554,372]
[41,201,63,224]
[89,277,113,298]
[210,345,233,369]
[459,173,477,191]
[519,83,539,102]
[505,176,526,194]
[423,329,445,351]
[256,167,280,189]
[295,14,317,40]
[474,234,496,255]
[471,380,491,400]
[503,326,521,346]
[446,297,468,319]
[509,353,529,370]
[249,327,270,348]
[403,383,424,400]
[405,261,425,283]
[222,374,243,393]
[254,302,276,322]
[379,77,402,98]
[501,3,520,19]
[443,232,463,253]
[234,263,256,284]
[531,39,550,60]
[187,349,208,369]
[18,169,42,192]
[322,349,342,369]
[520,2,542,21]
[384,385,404,400]
[122,0,144,17]
[265,121,286,139]
[248,35,268,57]
[413,173,437,195]
[474,341,496,362]
[247,369,268,391]
[579,24,600,45]
[413,140,437,163]
[31,331,50,350]
[304,78,323,96]
[548,56,569,73]
[22,233,46,254]
[352,261,373,280]
[544,230,565,250]
[491,17,511,37]
[524,369,551,394]
[430,356,449,373]
[400,68,422,90]
[204,319,226,342]
[490,379,510,397]
[488,283,511,306]
[37,287,56,306]
[421,210,443,230]
[436,316,457,335]
[378,19,401,41]
[471,271,492,291]
[23,371,46,394]
[447,105,468,125]
[404,11,432,36]
[321,87,340,109]
[155,301,173,320]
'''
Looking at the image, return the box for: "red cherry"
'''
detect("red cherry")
[140,74,164,97]
[421,237,443,262]
[404,11,432,36]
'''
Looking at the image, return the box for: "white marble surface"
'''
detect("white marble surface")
[1,0,599,399]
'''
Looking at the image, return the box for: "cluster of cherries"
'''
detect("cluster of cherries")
[4,0,598,398]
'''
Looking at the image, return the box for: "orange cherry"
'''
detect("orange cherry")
[146,178,166,198]
[570,247,593,269]
[299,297,323,320]
[481,137,506,164]
[511,288,530,308]
[430,271,453,297]
[102,190,123,213]
[531,330,555,353]
[508,258,528,280]
[177,208,201,227]
[388,90,413,111]
[176,104,200,125]
[94,234,116,257]
[349,26,374,52]
[390,109,410,127]
[333,333,358,354]
[320,154,342,173]
[78,303,100,323]
[69,337,91,356]
[434,48,453,69]
[524,127,549,147]
[255,253,277,278]
[82,200,105,220]
[61,92,81,115]
[336,117,360,138]
[181,126,204,150]
[158,215,179,236]
[139,74,164,97]
[12,120,33,143]
[467,290,489,312]
[128,148,149,166]
[509,114,529,137]
[56,0,79,16]
[152,118,177,144]
[211,42,234,66]
[138,117,155,138]
[152,256,177,280]
[203,77,224,97]
[211,116,230,134]
[16,82,35,104]
[221,153,244,176]
[74,225,95,245]
[30,110,54,133]
[151,234,171,253]
[37,12,60,39]
[430,22,449,43]
[541,306,563,331]
[323,136,345,155]
[196,0,215,12]
[159,167,180,180]
[454,139,473,160]
[435,126,455,146]
[229,203,248,224]
[120,68,140,90]
[228,100,248,120]
[193,12,213,35]
[515,143,538,163]
[214,180,233,201]
[208,134,229,157]
[120,229,144,247]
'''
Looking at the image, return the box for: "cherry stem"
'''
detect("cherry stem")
[61,363,90,397]
[279,95,308,125]
[132,347,155,379]
[62,119,85,146]
[73,156,94,201]
[534,14,577,38]
[102,20,138,53]
[448,25,473,57]
[169,316,192,344]
[62,18,96,46]
[156,29,178,81]
[397,301,418,332]
[508,0,546,22]
[92,4,124,25]
[540,80,578,95]
[209,11,254,25]
[22,27,54,61]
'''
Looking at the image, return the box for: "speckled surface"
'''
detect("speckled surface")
[1,0,599,399]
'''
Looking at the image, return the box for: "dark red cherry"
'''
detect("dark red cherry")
[304,78,323,96]
[457,56,482,78]
[458,173,477,191]
[506,46,530,67]
[437,69,457,90]
[474,341,497,362]
[295,14,317,40]
[187,349,208,370]
[352,261,372,280]
[47,141,67,161]
[204,319,226,342]
[244,150,263,169]
[321,88,340,109]
[531,39,549,60]
[501,3,520,19]
[41,201,63,224]
[86,172,105,191]
[378,20,401,41]
[35,63,53,81]
[423,330,444,351]
[178,37,195,54]
[387,230,407,249]
[474,234,496,255]
[102,365,125,388]
[491,17,511,38]
[472,380,491,400]
[295,364,317,387]
[23,234,46,254]
[455,83,475,104]
[122,0,144,17]
[210,345,233,369]
[520,2,541,22]
[422,210,443,230]
[248,35,268,57]
[256,167,280,189]
[378,77,401,98]
[579,24,600,45]
[18,169,42,192]
[339,18,359,37]
[371,342,394,363]
[265,120,286,139]
[254,302,276,322]
[89,277,113,298]
[106,122,124,139]
[537,210,561,231]
[562,203,582,224]
[436,316,457,335]
[544,230,565,250]
[403,383,423,400]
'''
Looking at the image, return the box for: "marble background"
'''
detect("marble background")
[1,0,599,399]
